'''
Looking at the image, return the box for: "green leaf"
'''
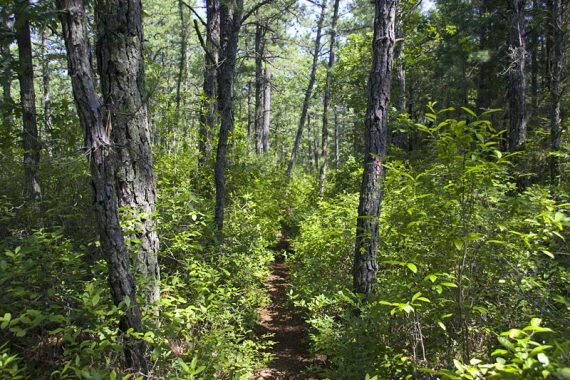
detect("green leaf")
[461,107,477,118]
[406,263,418,273]
[438,321,447,331]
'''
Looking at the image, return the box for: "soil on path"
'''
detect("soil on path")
[254,254,324,379]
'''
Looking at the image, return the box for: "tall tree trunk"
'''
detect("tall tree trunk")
[319,0,340,194]
[0,17,13,130]
[286,0,326,177]
[214,0,243,232]
[334,106,339,168]
[262,58,271,153]
[307,112,313,169]
[175,0,188,114]
[41,29,53,155]
[549,0,564,181]
[254,22,265,155]
[15,0,41,203]
[96,0,160,305]
[198,0,220,163]
[353,0,396,294]
[247,79,252,142]
[392,21,407,150]
[507,0,527,152]
[57,0,148,372]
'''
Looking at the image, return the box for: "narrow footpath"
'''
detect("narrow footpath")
[254,239,324,379]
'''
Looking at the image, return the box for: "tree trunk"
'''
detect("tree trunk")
[262,58,271,154]
[0,17,13,130]
[96,0,160,305]
[353,0,396,295]
[198,0,220,163]
[214,0,243,232]
[392,22,408,150]
[254,22,265,155]
[334,106,339,168]
[319,0,340,194]
[175,0,188,114]
[506,0,527,152]
[307,112,313,169]
[15,0,41,203]
[549,0,563,181]
[41,29,53,155]
[286,0,326,177]
[57,0,148,372]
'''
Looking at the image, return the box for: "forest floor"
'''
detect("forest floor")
[253,235,325,379]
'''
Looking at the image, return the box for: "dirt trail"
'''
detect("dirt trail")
[254,256,323,379]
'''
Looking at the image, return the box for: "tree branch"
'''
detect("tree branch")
[241,0,273,24]
[180,0,207,27]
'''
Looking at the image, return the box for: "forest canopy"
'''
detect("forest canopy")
[0,0,569,379]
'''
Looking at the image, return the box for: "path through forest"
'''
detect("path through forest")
[254,236,324,379]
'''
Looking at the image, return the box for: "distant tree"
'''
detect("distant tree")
[14,0,41,202]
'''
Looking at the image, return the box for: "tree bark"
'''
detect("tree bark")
[254,22,265,155]
[57,0,148,372]
[95,0,160,305]
[198,0,220,163]
[214,0,243,232]
[15,0,41,202]
[549,0,564,181]
[262,57,271,154]
[506,0,527,152]
[319,0,340,193]
[287,0,326,177]
[353,0,396,295]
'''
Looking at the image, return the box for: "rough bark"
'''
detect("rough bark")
[214,0,243,232]
[15,0,41,202]
[262,58,271,154]
[254,22,265,155]
[506,0,527,152]
[319,0,340,194]
[198,0,220,163]
[549,0,564,181]
[286,0,326,177]
[57,0,148,372]
[95,0,160,304]
[353,0,396,294]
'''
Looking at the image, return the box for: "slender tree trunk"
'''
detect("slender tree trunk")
[214,0,243,232]
[353,0,396,294]
[96,0,160,305]
[254,22,265,155]
[507,0,527,152]
[262,58,271,153]
[319,0,340,193]
[0,18,13,130]
[334,106,339,168]
[57,0,148,372]
[549,0,564,181]
[41,29,53,155]
[15,0,41,203]
[392,22,407,150]
[198,0,220,163]
[307,112,313,169]
[247,79,252,142]
[287,0,326,176]
[175,0,188,114]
